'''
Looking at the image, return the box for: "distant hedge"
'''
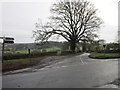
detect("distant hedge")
[3,51,57,60]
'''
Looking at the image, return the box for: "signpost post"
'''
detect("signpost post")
[0,37,14,61]
[103,44,106,56]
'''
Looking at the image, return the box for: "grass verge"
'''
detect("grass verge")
[89,52,120,59]
[2,56,46,72]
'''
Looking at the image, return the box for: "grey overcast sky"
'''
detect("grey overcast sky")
[0,0,119,43]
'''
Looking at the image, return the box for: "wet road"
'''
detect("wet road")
[2,53,118,88]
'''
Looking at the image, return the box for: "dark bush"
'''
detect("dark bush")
[61,51,73,55]
[97,50,120,53]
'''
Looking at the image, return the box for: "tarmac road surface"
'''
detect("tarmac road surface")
[2,53,118,88]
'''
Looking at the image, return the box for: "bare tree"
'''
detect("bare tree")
[33,0,103,53]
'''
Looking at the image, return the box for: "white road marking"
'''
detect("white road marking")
[80,57,87,64]
[80,57,84,64]
[84,61,87,64]
[61,66,68,68]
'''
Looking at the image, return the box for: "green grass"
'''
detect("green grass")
[46,47,61,52]
[3,57,45,63]
[5,49,28,54]
[17,49,28,53]
[90,52,120,59]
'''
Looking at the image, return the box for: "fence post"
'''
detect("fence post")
[28,49,31,55]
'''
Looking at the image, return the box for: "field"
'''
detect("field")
[89,52,120,59]
[4,46,61,54]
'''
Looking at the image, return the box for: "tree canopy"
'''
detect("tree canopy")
[33,0,103,52]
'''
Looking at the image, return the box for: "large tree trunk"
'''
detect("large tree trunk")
[70,40,76,53]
